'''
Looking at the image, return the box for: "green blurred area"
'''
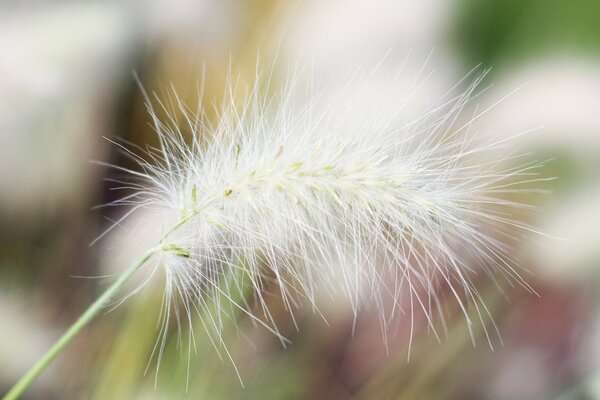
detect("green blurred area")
[456,0,600,68]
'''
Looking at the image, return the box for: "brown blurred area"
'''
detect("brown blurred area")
[1,1,600,399]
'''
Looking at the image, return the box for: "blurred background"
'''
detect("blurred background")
[1,1,600,399]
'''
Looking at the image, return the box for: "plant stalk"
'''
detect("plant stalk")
[3,248,157,400]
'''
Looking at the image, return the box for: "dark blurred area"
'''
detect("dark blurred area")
[1,1,600,399]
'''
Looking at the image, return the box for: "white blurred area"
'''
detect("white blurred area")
[281,0,455,66]
[279,0,464,109]
[0,292,61,392]
[0,0,240,218]
[471,56,600,285]
[0,3,132,217]
[475,57,600,153]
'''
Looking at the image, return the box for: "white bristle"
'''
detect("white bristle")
[99,59,544,377]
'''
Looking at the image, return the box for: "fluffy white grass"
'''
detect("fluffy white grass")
[98,58,545,378]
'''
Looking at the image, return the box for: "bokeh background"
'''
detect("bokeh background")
[1,1,600,399]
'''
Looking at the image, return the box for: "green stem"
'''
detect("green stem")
[3,248,158,400]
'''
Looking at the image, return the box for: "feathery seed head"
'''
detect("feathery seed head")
[103,60,542,363]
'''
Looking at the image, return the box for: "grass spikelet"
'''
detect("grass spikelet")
[3,55,551,400]
[101,59,545,374]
